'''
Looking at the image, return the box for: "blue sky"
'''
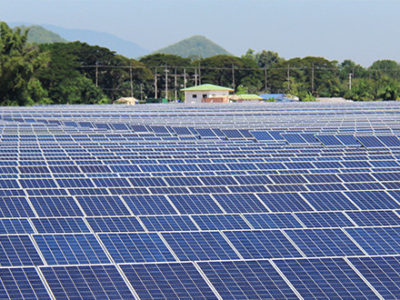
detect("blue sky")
[1,0,399,66]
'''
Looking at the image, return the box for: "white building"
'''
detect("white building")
[181,84,234,104]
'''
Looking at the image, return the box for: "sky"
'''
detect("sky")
[1,0,399,66]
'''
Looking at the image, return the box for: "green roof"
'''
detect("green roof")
[237,94,263,100]
[181,84,234,92]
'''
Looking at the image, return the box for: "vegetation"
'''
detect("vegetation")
[1,21,400,105]
[22,25,67,44]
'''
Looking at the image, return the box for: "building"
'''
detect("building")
[181,84,234,104]
[233,94,263,102]
[259,93,299,102]
[113,97,137,105]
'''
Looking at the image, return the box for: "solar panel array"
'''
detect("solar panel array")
[1,101,400,299]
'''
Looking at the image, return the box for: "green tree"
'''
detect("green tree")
[0,22,49,105]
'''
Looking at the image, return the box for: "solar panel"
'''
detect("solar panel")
[140,215,198,231]
[0,235,43,266]
[349,256,400,299]
[192,214,250,230]
[0,268,50,299]
[257,193,313,212]
[274,258,379,299]
[162,231,239,261]
[34,234,110,265]
[4,102,400,297]
[121,263,217,299]
[199,260,297,299]
[225,230,302,259]
[41,265,134,299]
[346,227,400,255]
[99,233,175,263]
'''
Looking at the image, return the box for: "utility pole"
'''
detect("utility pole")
[95,62,99,87]
[174,68,178,101]
[165,67,169,100]
[194,68,198,86]
[129,62,133,98]
[183,68,187,89]
[311,64,315,94]
[349,73,352,90]
[287,64,290,91]
[232,64,235,89]
[154,67,158,98]
[140,83,143,101]
[198,63,201,85]
[264,68,268,92]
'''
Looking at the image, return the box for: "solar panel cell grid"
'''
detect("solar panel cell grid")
[3,103,400,297]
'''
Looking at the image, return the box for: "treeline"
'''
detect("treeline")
[1,21,400,105]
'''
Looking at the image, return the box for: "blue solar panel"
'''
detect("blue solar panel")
[317,135,343,145]
[123,195,177,215]
[301,192,359,211]
[225,230,302,259]
[286,228,364,257]
[76,195,130,216]
[0,235,43,266]
[32,217,89,233]
[244,213,302,229]
[169,194,223,214]
[34,234,110,265]
[0,197,35,217]
[192,214,250,230]
[270,174,307,184]
[0,268,50,299]
[250,131,274,141]
[257,193,313,212]
[295,212,353,228]
[122,263,217,299]
[345,191,400,209]
[199,260,297,299]
[213,193,268,213]
[41,265,134,299]
[346,227,400,255]
[100,233,175,263]
[357,135,386,147]
[30,196,84,217]
[275,258,378,299]
[86,216,145,232]
[162,231,238,261]
[336,134,361,146]
[282,133,307,143]
[346,210,400,226]
[349,256,400,299]
[377,135,400,147]
[140,215,198,231]
[4,103,400,297]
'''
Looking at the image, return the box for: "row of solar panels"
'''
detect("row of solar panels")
[1,238,400,297]
[2,225,400,266]
[0,190,400,217]
[0,208,399,234]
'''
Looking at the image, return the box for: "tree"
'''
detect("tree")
[0,22,49,105]
[256,50,282,68]
[369,60,400,80]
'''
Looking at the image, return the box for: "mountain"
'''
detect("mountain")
[154,35,231,58]
[9,22,150,59]
[21,25,67,44]
[42,25,150,58]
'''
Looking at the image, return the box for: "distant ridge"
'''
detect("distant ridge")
[9,22,150,58]
[17,25,66,44]
[42,25,150,59]
[155,35,231,58]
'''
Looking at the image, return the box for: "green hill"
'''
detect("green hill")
[20,25,66,44]
[155,35,231,58]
